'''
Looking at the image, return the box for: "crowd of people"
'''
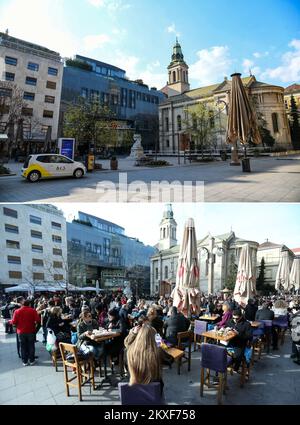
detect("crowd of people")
[1,290,300,391]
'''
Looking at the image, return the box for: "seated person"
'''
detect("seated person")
[46,306,70,343]
[126,322,164,395]
[216,302,233,329]
[227,309,252,372]
[255,302,278,350]
[147,307,164,335]
[77,311,103,361]
[244,298,258,322]
[163,307,190,346]
[104,309,126,360]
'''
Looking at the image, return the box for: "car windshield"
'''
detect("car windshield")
[23,156,32,168]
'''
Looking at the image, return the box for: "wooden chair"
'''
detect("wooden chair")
[193,320,208,352]
[51,349,62,372]
[59,342,96,401]
[176,331,193,372]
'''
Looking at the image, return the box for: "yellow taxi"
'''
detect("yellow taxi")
[22,154,87,182]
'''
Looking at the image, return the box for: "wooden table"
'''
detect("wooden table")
[202,330,237,344]
[250,321,261,328]
[87,331,121,343]
[199,315,220,322]
[162,347,184,375]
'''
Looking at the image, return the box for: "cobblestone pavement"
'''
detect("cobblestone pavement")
[1,156,300,202]
[1,322,299,405]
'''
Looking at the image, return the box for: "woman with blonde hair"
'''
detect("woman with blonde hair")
[126,323,163,391]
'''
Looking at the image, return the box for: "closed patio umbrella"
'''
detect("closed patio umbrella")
[171,218,201,318]
[289,258,300,292]
[234,244,256,307]
[227,73,261,167]
[275,250,291,292]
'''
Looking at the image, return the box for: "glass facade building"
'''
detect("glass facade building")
[61,55,166,150]
[67,212,155,291]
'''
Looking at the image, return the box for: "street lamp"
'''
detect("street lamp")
[201,236,225,295]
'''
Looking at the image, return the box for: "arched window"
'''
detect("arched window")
[164,266,168,279]
[272,113,279,133]
[173,71,176,83]
[163,228,166,238]
[177,115,182,131]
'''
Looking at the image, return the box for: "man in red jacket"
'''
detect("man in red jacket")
[10,297,41,366]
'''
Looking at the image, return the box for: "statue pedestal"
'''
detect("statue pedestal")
[127,134,145,161]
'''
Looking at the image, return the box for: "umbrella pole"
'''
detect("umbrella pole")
[230,141,241,166]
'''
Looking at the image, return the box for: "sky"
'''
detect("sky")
[56,203,300,249]
[0,0,299,89]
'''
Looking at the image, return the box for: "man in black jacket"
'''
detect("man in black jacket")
[255,303,278,350]
[227,309,252,372]
[164,306,190,346]
[244,299,258,321]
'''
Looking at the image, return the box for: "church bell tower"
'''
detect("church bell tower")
[158,204,177,251]
[167,38,190,97]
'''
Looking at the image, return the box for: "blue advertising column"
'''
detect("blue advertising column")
[58,138,75,160]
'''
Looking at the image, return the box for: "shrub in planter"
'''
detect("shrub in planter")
[147,160,170,167]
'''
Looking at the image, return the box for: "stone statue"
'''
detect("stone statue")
[127,133,145,160]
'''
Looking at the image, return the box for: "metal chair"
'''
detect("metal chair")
[118,382,166,405]
[194,320,208,352]
[273,315,289,346]
[200,343,233,405]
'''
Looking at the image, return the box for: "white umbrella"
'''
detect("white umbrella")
[234,244,256,306]
[290,258,300,291]
[171,218,201,317]
[275,251,291,291]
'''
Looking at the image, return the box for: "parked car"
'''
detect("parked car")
[22,154,87,182]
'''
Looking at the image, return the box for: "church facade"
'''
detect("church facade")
[159,41,292,153]
[150,205,259,296]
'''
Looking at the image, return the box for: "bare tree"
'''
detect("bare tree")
[0,81,27,157]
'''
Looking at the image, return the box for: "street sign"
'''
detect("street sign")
[58,138,75,160]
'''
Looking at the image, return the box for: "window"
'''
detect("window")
[9,271,22,279]
[48,67,58,76]
[33,272,44,280]
[32,244,43,253]
[166,140,170,148]
[7,255,21,264]
[272,113,279,133]
[5,56,17,66]
[0,87,12,98]
[5,72,15,81]
[104,238,110,256]
[25,76,37,86]
[55,156,73,164]
[46,81,56,90]
[90,90,100,102]
[155,268,159,280]
[51,221,61,229]
[93,244,101,255]
[164,266,169,279]
[52,235,62,243]
[86,242,92,252]
[53,261,63,269]
[31,230,42,239]
[177,115,182,131]
[45,95,55,104]
[54,274,64,281]
[173,71,176,83]
[32,258,43,267]
[209,111,215,128]
[81,88,89,98]
[3,207,18,218]
[72,238,81,247]
[165,117,169,132]
[22,107,33,116]
[43,110,54,118]
[28,62,39,71]
[193,117,198,130]
[30,215,42,225]
[6,240,20,249]
[5,224,19,234]
[23,92,35,101]
[53,248,62,256]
